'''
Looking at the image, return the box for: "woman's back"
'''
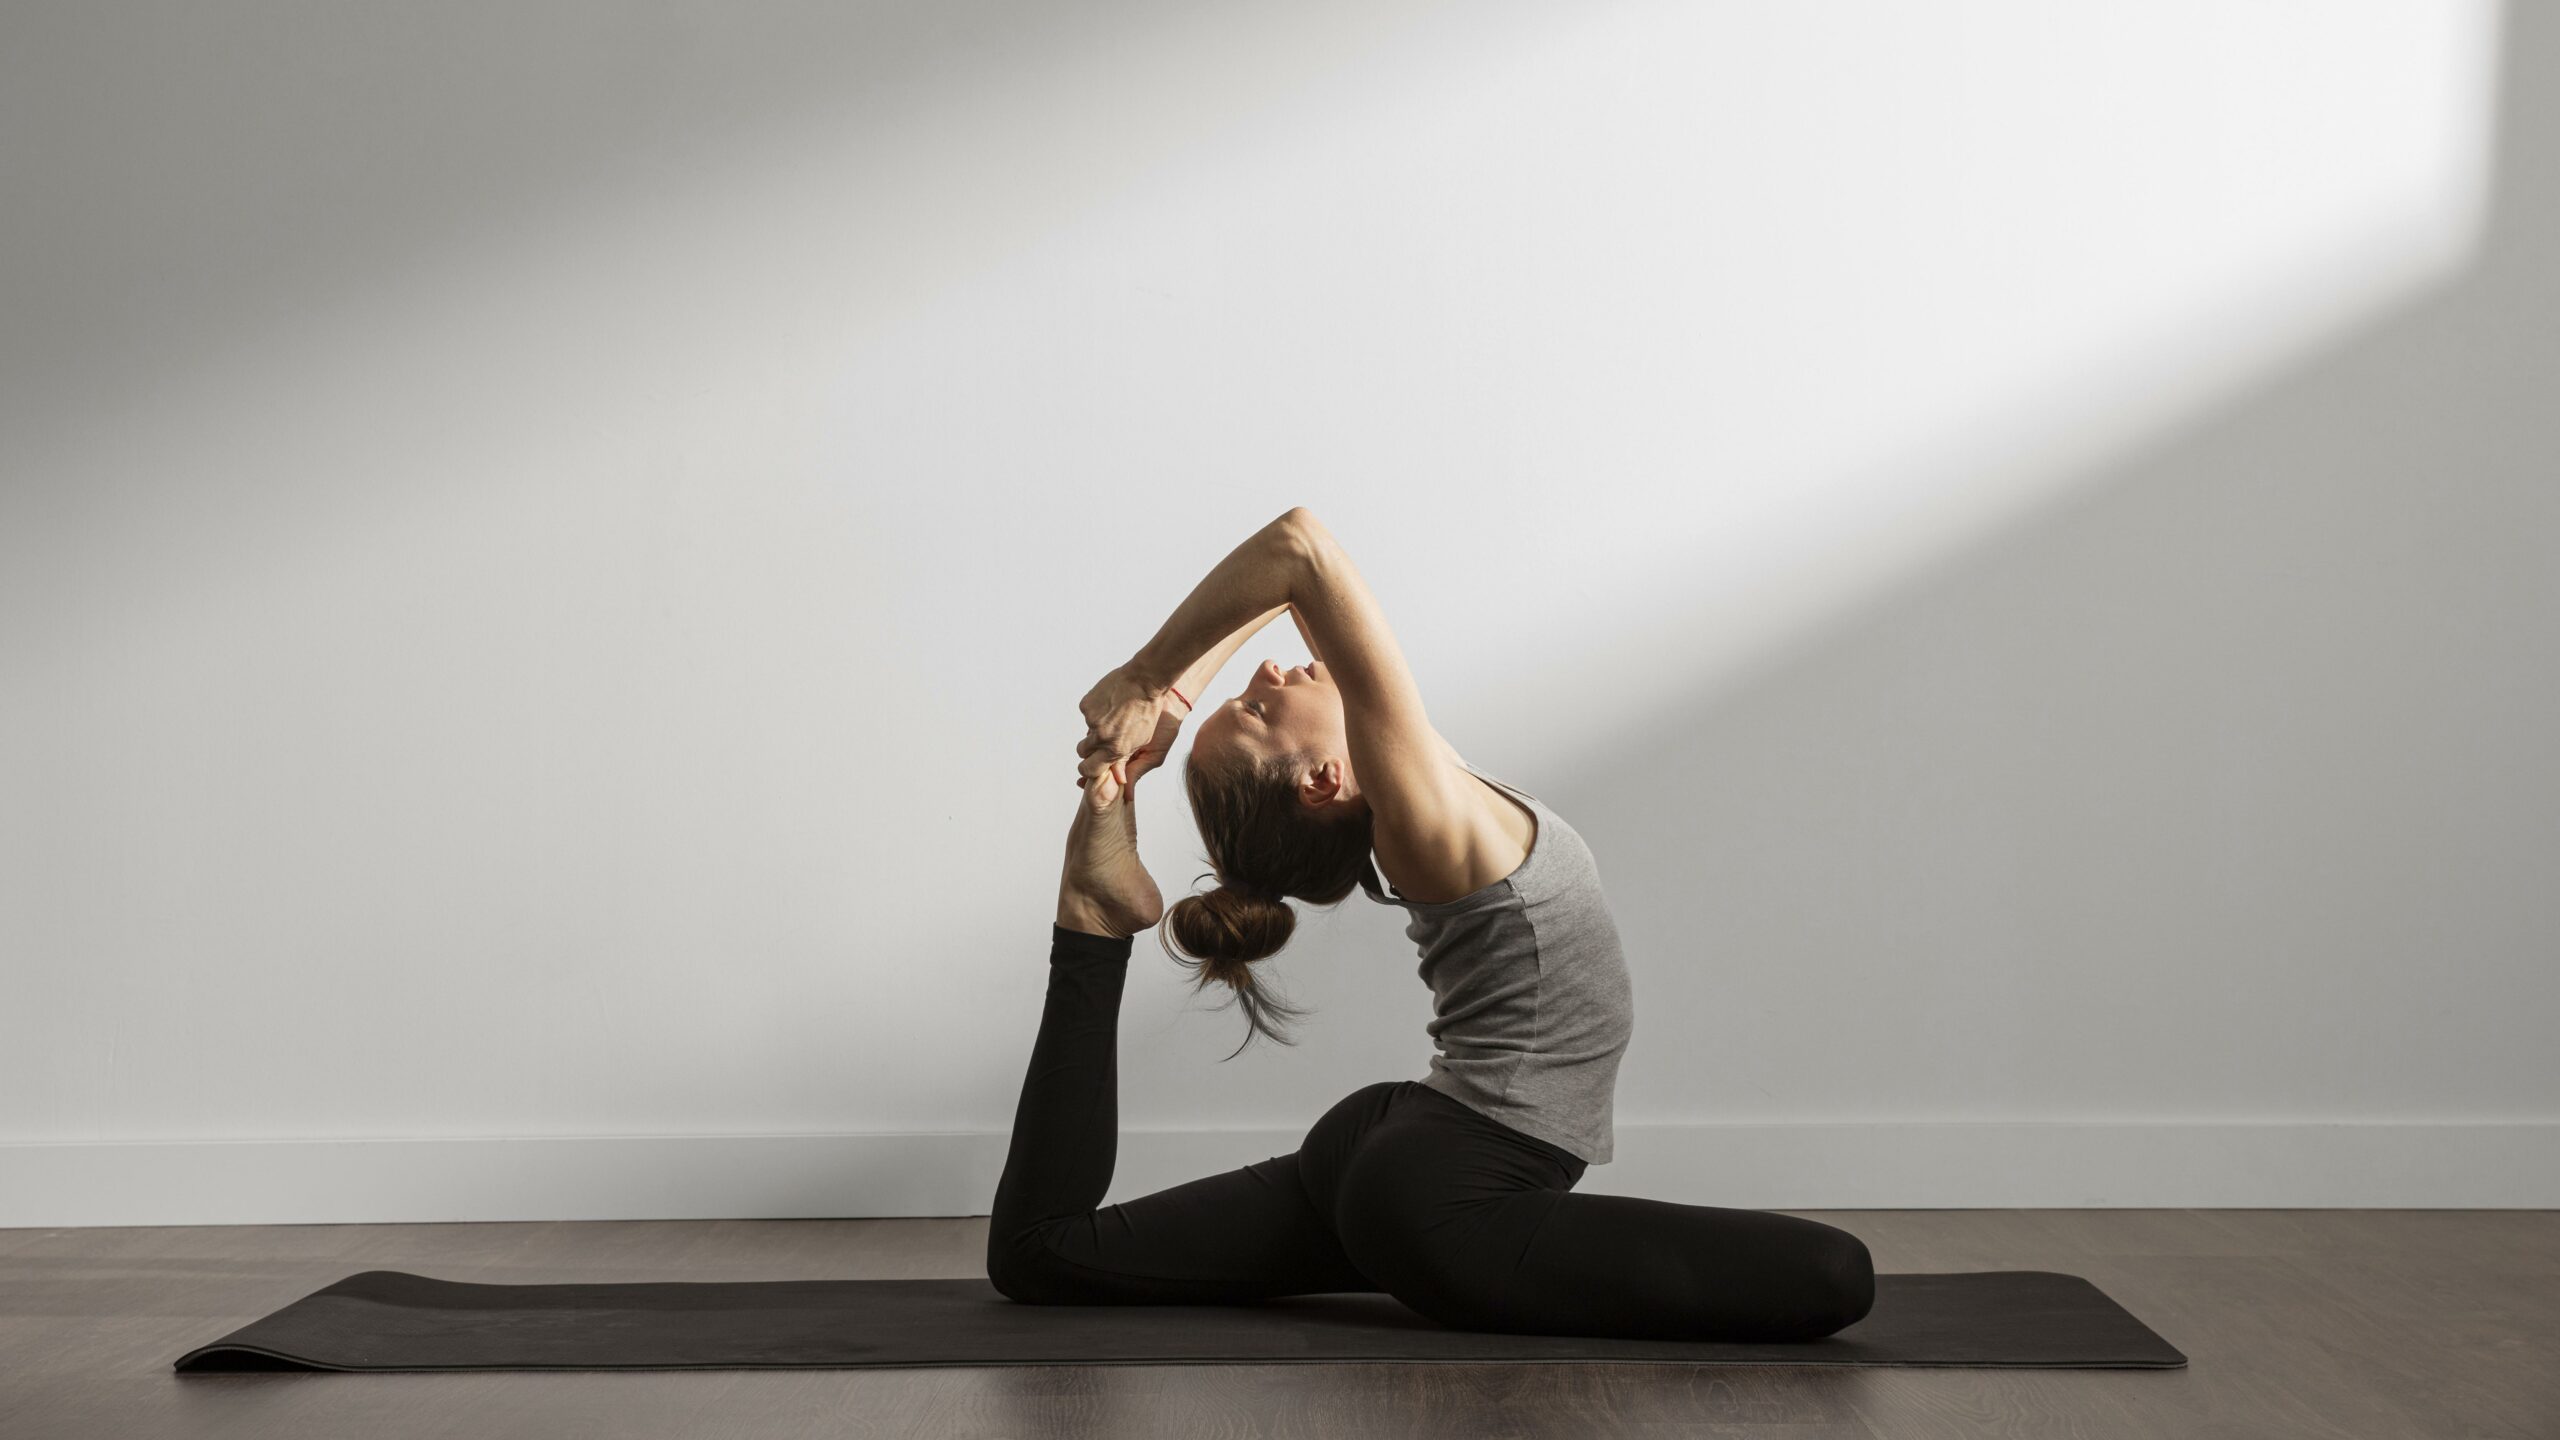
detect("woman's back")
[1372,764,1635,1165]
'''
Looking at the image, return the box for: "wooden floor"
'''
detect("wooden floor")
[2,1210,2553,1439]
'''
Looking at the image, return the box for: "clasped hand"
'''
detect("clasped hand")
[1073,663,1186,810]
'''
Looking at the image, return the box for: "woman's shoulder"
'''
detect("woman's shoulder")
[1371,754,1544,908]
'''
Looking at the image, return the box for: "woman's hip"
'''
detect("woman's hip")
[1295,1079,1581,1227]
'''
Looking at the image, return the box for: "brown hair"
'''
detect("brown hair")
[1160,747,1386,1060]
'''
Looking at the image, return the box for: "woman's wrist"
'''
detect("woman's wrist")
[1125,646,1178,695]
[1126,649,1196,713]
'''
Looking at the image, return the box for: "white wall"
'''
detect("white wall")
[4,0,2552,1225]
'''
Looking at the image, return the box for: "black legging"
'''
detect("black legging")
[987,925,1876,1341]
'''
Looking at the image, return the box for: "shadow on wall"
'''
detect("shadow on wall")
[1556,6,2559,1127]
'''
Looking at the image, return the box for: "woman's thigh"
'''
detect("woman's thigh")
[1324,1084,1587,1326]
[1331,1093,1873,1339]
[989,1148,1377,1305]
[1290,1079,1413,1227]
[1500,1191,1876,1341]
[1002,1077,1421,1306]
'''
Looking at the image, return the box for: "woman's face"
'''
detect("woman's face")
[1191,658,1348,781]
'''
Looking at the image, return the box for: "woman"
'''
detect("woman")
[988,508,1875,1341]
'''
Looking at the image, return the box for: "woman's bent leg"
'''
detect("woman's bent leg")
[1332,1090,1873,1341]
[1493,1192,1876,1341]
[985,926,1374,1305]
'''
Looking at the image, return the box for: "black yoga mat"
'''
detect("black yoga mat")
[173,1269,2185,1372]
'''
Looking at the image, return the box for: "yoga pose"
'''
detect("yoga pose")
[988,508,1876,1341]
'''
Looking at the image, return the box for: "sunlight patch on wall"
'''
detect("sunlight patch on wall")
[833,0,2506,745]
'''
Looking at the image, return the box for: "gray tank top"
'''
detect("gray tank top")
[1371,763,1636,1165]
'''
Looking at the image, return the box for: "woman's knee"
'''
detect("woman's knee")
[986,1227,1097,1306]
[984,1233,1051,1304]
[1795,1229,1877,1338]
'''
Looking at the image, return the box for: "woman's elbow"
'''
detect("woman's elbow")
[1277,507,1338,560]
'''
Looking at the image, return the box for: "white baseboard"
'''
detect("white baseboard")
[3,1121,2553,1228]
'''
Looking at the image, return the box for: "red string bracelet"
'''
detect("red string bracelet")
[1167,683,1192,713]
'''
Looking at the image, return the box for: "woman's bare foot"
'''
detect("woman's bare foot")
[1057,785,1164,938]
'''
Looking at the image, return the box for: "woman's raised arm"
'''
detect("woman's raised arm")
[1278,511,1470,850]
[1126,510,1311,697]
[1075,511,1312,796]
[1166,601,1291,719]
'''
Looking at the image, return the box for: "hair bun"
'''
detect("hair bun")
[1161,871,1313,1059]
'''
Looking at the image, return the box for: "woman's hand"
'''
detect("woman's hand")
[1075,704,1182,810]
[1076,663,1182,786]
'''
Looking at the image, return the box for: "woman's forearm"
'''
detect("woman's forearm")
[1158,602,1287,710]
[1128,511,1309,696]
